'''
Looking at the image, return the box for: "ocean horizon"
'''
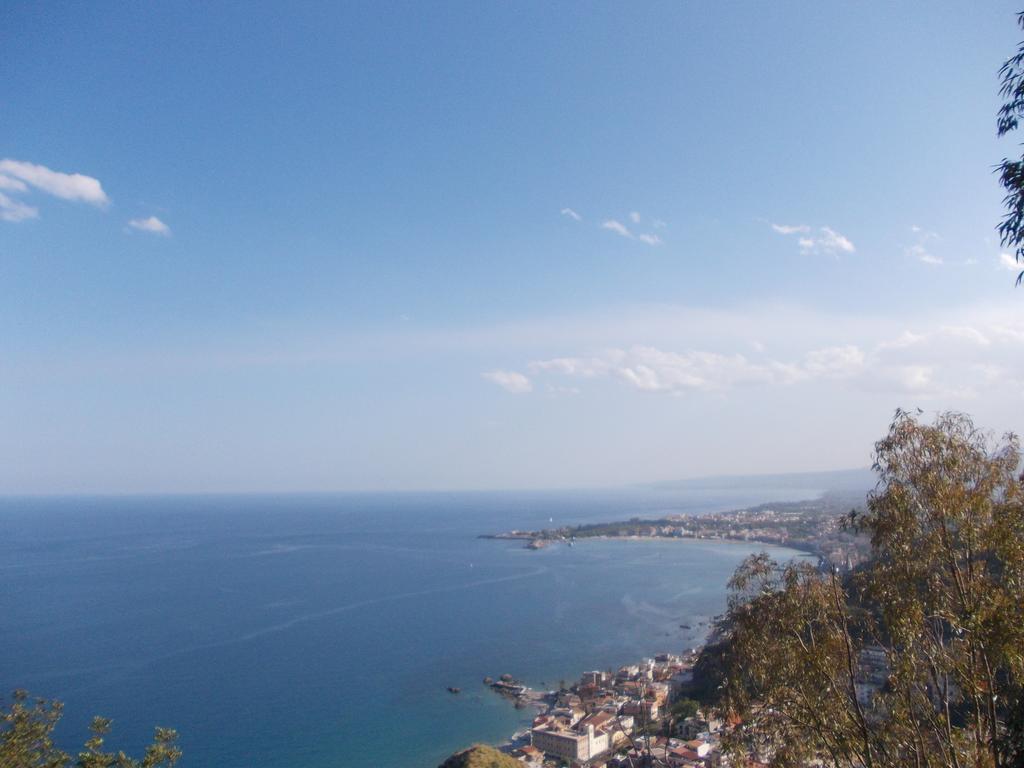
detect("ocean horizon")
[1,485,820,767]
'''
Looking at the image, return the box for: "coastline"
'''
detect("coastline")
[481,487,870,571]
[556,531,819,557]
[468,537,740,765]
[4,492,846,768]
[478,641,711,765]
[458,489,871,765]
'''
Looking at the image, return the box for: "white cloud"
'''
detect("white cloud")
[1000,252,1021,271]
[482,370,532,394]
[908,244,942,265]
[529,356,609,378]
[0,159,108,206]
[629,211,641,224]
[128,215,171,236]
[601,219,633,239]
[0,192,39,222]
[876,330,925,351]
[906,227,942,265]
[771,223,810,235]
[599,218,662,246]
[531,347,781,395]
[652,219,667,229]
[910,225,939,239]
[516,307,1024,402]
[772,222,855,256]
[811,226,855,255]
[560,207,582,221]
[0,175,27,192]
[802,345,865,378]
[886,365,934,393]
[939,325,990,346]
[992,325,1024,343]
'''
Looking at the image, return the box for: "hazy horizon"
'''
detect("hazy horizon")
[0,466,875,497]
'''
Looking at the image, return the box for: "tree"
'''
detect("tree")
[437,744,521,768]
[0,690,181,768]
[998,12,1024,286]
[716,411,1024,768]
[670,698,700,721]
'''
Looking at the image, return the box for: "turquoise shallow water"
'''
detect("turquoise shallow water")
[0,488,812,768]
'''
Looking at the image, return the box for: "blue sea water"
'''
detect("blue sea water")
[0,486,816,768]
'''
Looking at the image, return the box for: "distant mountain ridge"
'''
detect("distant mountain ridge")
[646,467,874,495]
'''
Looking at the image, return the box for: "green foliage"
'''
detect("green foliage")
[998,12,1024,285]
[0,691,67,768]
[716,411,1024,768]
[686,638,733,706]
[671,698,700,721]
[0,690,180,768]
[437,744,521,768]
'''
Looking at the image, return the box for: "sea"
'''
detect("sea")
[0,484,821,768]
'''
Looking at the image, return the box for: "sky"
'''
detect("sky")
[2,1,1024,493]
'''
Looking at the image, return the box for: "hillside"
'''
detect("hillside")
[438,745,521,768]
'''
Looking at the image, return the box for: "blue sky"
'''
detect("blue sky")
[3,1,1024,493]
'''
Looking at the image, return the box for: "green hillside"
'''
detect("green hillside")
[438,744,521,768]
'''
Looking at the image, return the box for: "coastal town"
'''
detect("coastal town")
[456,490,884,767]
[481,650,727,768]
[483,491,870,573]
[468,637,891,768]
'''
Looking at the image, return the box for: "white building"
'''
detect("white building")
[531,723,610,762]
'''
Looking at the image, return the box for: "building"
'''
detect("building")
[622,698,660,721]
[531,722,611,762]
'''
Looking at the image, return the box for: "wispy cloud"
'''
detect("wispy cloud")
[0,175,28,192]
[805,226,854,255]
[515,307,1024,402]
[482,369,532,394]
[772,222,854,256]
[128,215,171,236]
[529,344,865,395]
[601,217,663,246]
[629,211,641,224]
[771,223,810,235]
[906,226,942,265]
[940,325,990,346]
[1000,252,1021,271]
[602,219,633,239]
[0,159,109,207]
[560,207,582,221]
[0,192,39,222]
[908,244,942,265]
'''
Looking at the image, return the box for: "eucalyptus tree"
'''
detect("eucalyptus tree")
[718,411,1024,768]
[998,11,1024,285]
